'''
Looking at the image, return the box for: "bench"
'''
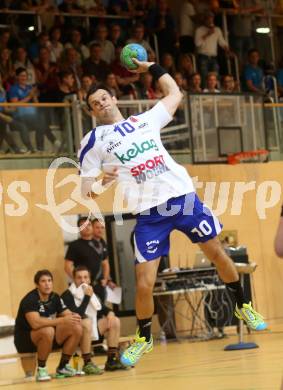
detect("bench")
[0,336,133,377]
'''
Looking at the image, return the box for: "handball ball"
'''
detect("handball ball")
[120,43,148,70]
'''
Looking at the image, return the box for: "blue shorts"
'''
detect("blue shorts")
[134,193,222,263]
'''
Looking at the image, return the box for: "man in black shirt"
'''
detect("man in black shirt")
[61,266,125,371]
[14,270,83,382]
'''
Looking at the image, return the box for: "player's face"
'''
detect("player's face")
[92,221,104,239]
[74,270,91,287]
[88,89,118,121]
[37,276,53,295]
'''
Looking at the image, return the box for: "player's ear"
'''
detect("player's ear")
[112,95,118,104]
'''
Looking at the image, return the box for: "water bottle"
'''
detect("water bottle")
[72,353,80,371]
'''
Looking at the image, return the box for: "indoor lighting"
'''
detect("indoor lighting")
[256,27,270,34]
[28,26,35,31]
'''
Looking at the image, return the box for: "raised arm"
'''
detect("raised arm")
[132,59,183,117]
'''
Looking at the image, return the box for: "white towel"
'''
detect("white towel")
[69,283,102,340]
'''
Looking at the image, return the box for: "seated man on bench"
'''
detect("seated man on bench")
[61,265,126,371]
[14,269,83,382]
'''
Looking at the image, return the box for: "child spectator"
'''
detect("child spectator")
[188,72,202,93]
[203,71,220,92]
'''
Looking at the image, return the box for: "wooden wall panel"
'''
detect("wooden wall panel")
[0,163,282,321]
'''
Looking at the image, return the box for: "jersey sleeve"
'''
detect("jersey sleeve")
[65,242,79,263]
[144,101,173,131]
[54,294,68,314]
[21,295,39,314]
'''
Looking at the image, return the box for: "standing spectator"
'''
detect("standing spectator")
[127,23,155,59]
[109,23,124,48]
[188,72,202,93]
[203,72,220,92]
[35,47,58,101]
[147,0,177,57]
[49,27,64,63]
[105,73,121,98]
[0,48,14,87]
[13,47,36,86]
[195,11,231,87]
[179,0,196,54]
[65,29,90,64]
[82,43,110,82]
[61,266,125,371]
[14,270,82,381]
[242,48,264,93]
[230,0,263,63]
[221,74,237,93]
[60,48,82,89]
[91,24,115,65]
[161,53,176,76]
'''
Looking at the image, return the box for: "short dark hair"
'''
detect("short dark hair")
[58,70,74,82]
[86,83,114,110]
[73,265,91,278]
[15,67,27,76]
[34,270,53,284]
[77,216,90,227]
[248,48,259,56]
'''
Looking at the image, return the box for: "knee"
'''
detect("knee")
[136,279,154,296]
[72,323,83,339]
[108,316,120,330]
[38,327,55,341]
[82,318,92,333]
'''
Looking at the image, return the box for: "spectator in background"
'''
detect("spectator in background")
[29,32,52,63]
[174,72,187,93]
[127,23,155,60]
[178,53,194,86]
[35,47,58,101]
[133,0,153,24]
[65,29,90,64]
[161,53,176,76]
[137,72,156,99]
[83,43,110,82]
[111,46,139,97]
[195,11,231,87]
[243,48,264,93]
[147,0,176,57]
[91,24,115,65]
[230,0,263,63]
[108,0,132,16]
[62,266,125,371]
[203,72,220,92]
[14,47,36,86]
[221,74,237,93]
[49,27,64,63]
[0,48,14,87]
[179,0,196,54]
[14,269,81,381]
[59,48,82,89]
[78,74,95,133]
[188,72,202,92]
[52,70,76,102]
[276,57,283,98]
[58,0,82,13]
[109,23,124,48]
[77,0,105,14]
[105,72,121,98]
[0,29,12,51]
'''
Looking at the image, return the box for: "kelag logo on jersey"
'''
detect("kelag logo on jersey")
[114,139,159,164]
[131,155,170,184]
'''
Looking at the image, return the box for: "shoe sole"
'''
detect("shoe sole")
[121,344,153,367]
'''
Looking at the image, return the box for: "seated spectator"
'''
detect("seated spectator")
[105,72,121,98]
[14,269,82,381]
[194,11,231,87]
[90,24,115,65]
[109,23,124,48]
[0,29,12,51]
[9,67,58,152]
[178,53,194,86]
[0,48,14,87]
[60,47,82,89]
[179,0,196,54]
[62,266,125,371]
[77,0,105,14]
[13,47,36,86]
[51,70,76,102]
[111,46,139,97]
[188,72,202,93]
[173,71,187,93]
[65,28,90,64]
[29,32,52,63]
[203,71,220,93]
[243,48,264,93]
[108,0,132,16]
[161,53,176,76]
[49,27,64,63]
[78,73,95,133]
[221,74,237,93]
[83,43,110,82]
[35,47,58,101]
[127,23,155,59]
[137,72,156,99]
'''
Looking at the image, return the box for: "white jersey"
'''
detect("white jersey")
[78,101,195,213]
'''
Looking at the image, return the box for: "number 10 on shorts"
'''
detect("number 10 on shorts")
[191,220,213,237]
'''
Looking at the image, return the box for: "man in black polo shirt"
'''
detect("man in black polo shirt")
[14,270,83,382]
